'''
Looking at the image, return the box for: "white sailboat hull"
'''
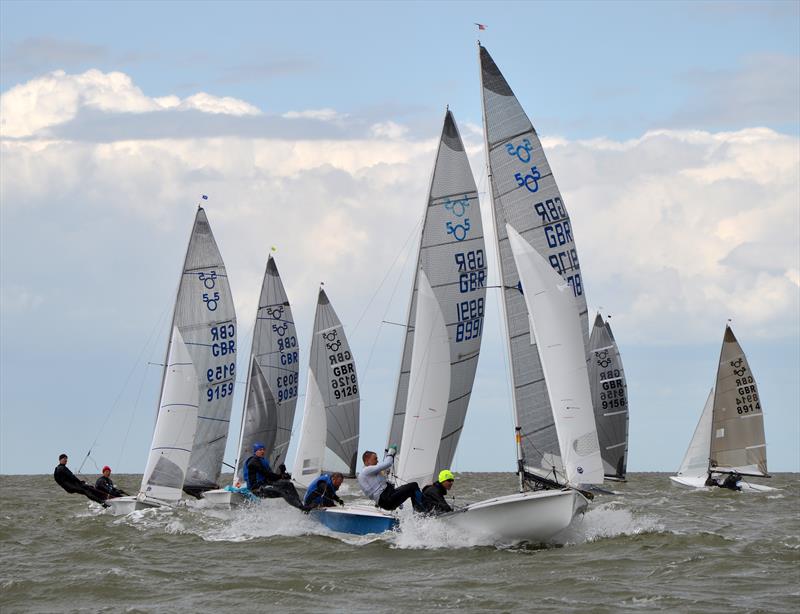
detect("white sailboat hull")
[106,495,173,516]
[200,488,250,508]
[439,489,589,543]
[669,475,777,492]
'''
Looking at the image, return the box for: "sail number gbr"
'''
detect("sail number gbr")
[455,249,486,293]
[326,340,358,400]
[735,376,760,414]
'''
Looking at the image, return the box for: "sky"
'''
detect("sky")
[1,0,798,476]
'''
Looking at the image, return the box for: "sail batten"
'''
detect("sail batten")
[387,110,486,481]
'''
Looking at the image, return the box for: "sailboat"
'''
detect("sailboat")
[670,324,775,492]
[287,288,391,532]
[304,109,486,536]
[426,44,603,541]
[388,108,487,485]
[109,206,237,514]
[203,255,300,507]
[587,314,629,481]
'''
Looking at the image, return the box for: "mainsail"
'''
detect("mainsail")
[675,388,714,479]
[167,207,237,495]
[140,327,199,504]
[292,289,360,487]
[479,44,590,483]
[233,256,299,482]
[387,109,486,479]
[506,225,602,486]
[587,314,629,479]
[709,326,768,476]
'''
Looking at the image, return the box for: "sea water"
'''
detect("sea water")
[1,473,798,612]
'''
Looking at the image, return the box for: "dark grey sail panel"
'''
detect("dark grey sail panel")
[387,110,486,478]
[236,256,299,471]
[310,289,360,476]
[588,314,629,479]
[710,326,768,475]
[172,207,237,492]
[480,45,589,479]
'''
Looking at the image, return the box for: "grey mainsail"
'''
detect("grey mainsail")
[310,288,360,477]
[479,44,590,483]
[169,207,237,495]
[386,109,486,480]
[587,314,629,479]
[234,256,299,480]
[709,325,768,476]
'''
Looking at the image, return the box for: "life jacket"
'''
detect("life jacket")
[304,474,335,506]
[243,455,272,489]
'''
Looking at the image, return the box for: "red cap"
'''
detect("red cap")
[102,466,111,473]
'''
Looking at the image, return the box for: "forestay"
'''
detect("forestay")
[387,109,486,479]
[506,225,602,486]
[587,314,629,479]
[169,208,237,494]
[394,269,452,488]
[479,44,590,481]
[293,289,360,487]
[710,326,768,476]
[234,256,299,481]
[675,388,714,479]
[140,327,199,504]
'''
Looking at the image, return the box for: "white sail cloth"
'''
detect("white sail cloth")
[506,224,603,486]
[291,289,360,488]
[676,388,714,479]
[394,269,452,488]
[140,327,199,504]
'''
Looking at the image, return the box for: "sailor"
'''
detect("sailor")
[421,469,455,514]
[243,443,306,510]
[95,466,128,498]
[704,473,720,487]
[357,447,427,513]
[53,454,110,506]
[304,472,344,508]
[720,471,742,491]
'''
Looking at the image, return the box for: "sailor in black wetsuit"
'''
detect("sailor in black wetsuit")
[720,472,743,491]
[421,469,455,514]
[95,466,128,498]
[53,454,110,506]
[243,443,307,510]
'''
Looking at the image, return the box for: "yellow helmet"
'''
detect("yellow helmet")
[438,469,455,483]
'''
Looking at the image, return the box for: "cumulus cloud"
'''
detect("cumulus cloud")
[1,68,798,350]
[0,69,260,138]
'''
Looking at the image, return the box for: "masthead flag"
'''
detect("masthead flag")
[474,23,487,31]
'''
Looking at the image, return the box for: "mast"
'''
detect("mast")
[477,43,525,493]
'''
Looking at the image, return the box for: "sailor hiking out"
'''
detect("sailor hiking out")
[303,472,344,508]
[95,466,128,498]
[243,442,307,510]
[421,469,455,514]
[357,447,427,512]
[53,454,110,506]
